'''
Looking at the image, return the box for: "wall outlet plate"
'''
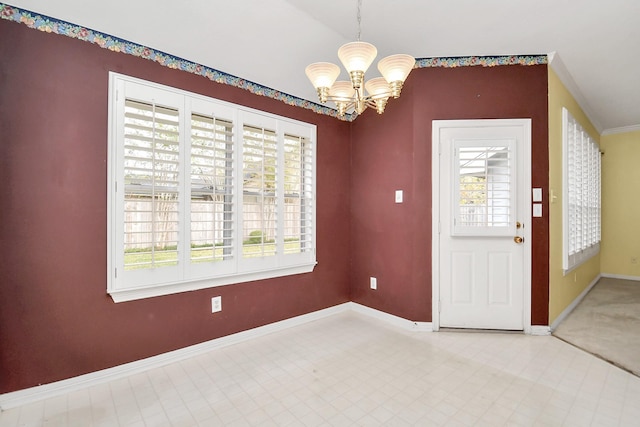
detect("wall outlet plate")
[211,296,222,313]
[370,277,377,290]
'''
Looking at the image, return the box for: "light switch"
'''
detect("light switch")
[395,190,403,203]
[533,203,543,217]
[532,188,543,202]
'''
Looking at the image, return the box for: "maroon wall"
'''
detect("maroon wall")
[350,65,550,324]
[0,19,351,393]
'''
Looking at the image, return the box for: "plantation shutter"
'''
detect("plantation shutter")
[109,73,316,302]
[190,113,235,264]
[566,117,578,257]
[123,99,180,270]
[563,108,601,271]
[283,134,314,254]
[452,140,515,236]
[242,124,278,258]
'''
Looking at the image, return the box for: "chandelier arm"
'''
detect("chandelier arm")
[325,91,393,104]
[325,96,357,105]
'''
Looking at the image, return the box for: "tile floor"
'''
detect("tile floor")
[1,311,639,426]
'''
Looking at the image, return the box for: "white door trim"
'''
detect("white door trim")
[431,119,532,333]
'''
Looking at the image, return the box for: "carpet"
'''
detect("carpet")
[553,277,640,377]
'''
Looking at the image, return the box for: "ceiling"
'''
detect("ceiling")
[7,0,640,133]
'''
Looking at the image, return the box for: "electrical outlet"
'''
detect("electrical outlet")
[211,296,222,313]
[370,277,377,290]
[632,257,638,265]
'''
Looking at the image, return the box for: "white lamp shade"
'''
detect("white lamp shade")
[338,41,378,74]
[305,62,340,89]
[378,54,415,83]
[365,77,390,99]
[329,81,355,101]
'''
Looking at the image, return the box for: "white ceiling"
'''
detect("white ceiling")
[8,0,640,133]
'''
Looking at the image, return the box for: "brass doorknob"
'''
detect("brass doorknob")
[514,236,524,244]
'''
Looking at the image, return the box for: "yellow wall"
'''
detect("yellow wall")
[547,68,601,325]
[600,129,640,276]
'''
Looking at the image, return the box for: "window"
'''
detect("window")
[453,140,515,236]
[108,73,316,302]
[562,107,601,272]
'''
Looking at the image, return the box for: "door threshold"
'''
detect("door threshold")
[439,327,524,334]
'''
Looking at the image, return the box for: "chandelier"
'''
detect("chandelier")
[305,0,415,117]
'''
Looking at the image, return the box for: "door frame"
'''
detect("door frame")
[431,119,533,333]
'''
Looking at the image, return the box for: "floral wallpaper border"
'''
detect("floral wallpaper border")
[415,56,547,68]
[1,3,548,122]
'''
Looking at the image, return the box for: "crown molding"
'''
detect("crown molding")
[601,124,640,136]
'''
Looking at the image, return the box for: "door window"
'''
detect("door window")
[452,139,515,236]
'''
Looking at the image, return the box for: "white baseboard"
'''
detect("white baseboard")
[0,302,434,410]
[529,325,551,336]
[347,302,433,332]
[549,274,602,332]
[601,273,640,282]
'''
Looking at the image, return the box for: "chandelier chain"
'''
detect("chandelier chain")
[356,0,362,41]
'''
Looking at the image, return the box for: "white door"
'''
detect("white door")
[432,120,531,331]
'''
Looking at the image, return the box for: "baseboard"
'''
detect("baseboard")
[0,302,434,410]
[0,302,351,411]
[347,302,433,332]
[601,273,640,282]
[549,274,601,332]
[529,325,551,336]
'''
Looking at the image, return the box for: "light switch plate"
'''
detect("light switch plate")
[532,188,543,202]
[395,190,403,203]
[533,203,543,217]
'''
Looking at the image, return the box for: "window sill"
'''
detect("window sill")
[108,262,317,303]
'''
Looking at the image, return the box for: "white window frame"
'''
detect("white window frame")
[562,107,601,273]
[107,73,316,302]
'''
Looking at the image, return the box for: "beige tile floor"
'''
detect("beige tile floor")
[1,311,639,426]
